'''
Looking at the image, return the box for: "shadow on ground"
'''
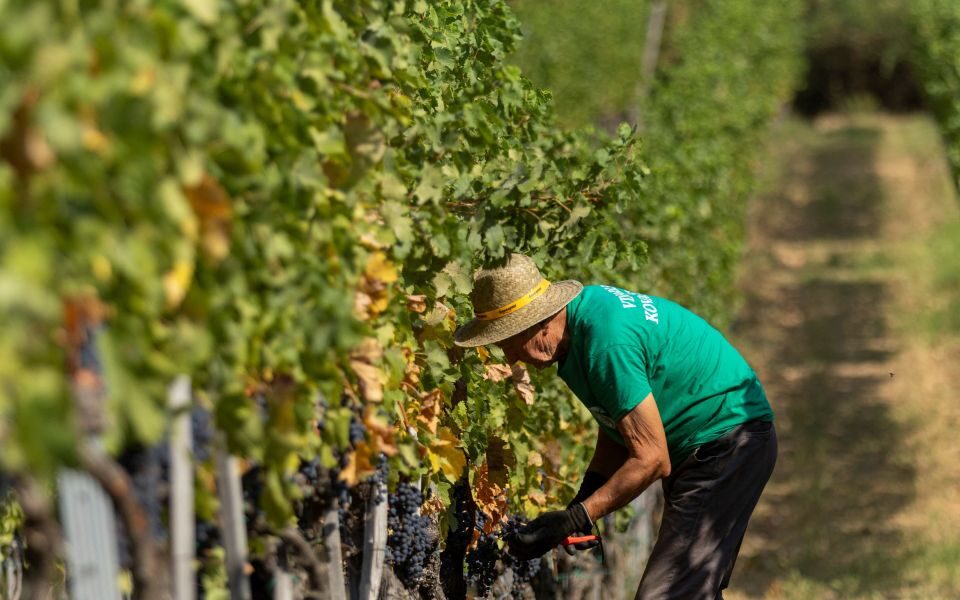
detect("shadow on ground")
[731,121,918,596]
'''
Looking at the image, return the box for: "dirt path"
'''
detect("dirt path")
[727,113,960,599]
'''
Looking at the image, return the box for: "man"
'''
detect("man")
[453,254,776,599]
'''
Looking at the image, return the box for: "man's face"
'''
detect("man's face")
[494,321,554,369]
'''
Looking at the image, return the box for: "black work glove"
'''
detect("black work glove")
[563,471,607,554]
[504,503,593,561]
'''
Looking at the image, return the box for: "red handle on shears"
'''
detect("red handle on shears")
[561,534,598,546]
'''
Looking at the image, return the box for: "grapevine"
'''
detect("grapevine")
[0,0,805,595]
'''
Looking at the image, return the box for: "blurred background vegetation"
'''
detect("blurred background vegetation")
[509,0,651,130]
[510,0,932,126]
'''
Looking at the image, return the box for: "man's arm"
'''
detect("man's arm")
[581,393,671,522]
[586,426,629,477]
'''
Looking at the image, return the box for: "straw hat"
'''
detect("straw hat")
[453,254,583,347]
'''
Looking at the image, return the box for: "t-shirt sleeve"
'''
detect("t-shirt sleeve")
[585,344,652,422]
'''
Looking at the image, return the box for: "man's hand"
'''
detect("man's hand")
[504,504,593,561]
[563,471,607,553]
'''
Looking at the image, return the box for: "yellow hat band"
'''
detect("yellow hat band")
[475,279,550,321]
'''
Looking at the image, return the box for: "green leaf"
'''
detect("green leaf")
[180,0,219,24]
[443,260,473,295]
[309,126,346,156]
[484,224,505,257]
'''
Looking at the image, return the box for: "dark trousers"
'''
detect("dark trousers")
[635,420,778,600]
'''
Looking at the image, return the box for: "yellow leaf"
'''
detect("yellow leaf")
[370,294,389,315]
[91,254,112,282]
[181,0,219,24]
[416,389,443,435]
[162,259,194,309]
[130,67,156,95]
[429,427,466,481]
[402,350,421,388]
[339,441,376,486]
[349,338,385,402]
[283,453,300,475]
[82,125,109,154]
[426,448,441,474]
[350,361,383,402]
[363,406,398,457]
[365,252,398,284]
[354,252,397,320]
[201,228,230,262]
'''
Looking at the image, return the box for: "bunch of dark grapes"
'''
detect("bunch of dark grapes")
[386,482,434,589]
[115,443,168,569]
[348,416,366,446]
[500,515,540,599]
[300,458,322,488]
[465,529,499,596]
[464,514,542,598]
[370,454,388,505]
[120,446,167,533]
[195,518,220,556]
[329,455,352,530]
[500,516,541,599]
[191,407,214,463]
[242,465,265,528]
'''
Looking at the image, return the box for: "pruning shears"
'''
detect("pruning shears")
[561,534,598,546]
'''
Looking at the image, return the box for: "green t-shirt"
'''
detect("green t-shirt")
[557,285,773,465]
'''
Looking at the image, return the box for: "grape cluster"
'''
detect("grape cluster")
[465,530,499,596]
[242,465,265,528]
[348,416,366,446]
[119,446,167,538]
[386,482,434,588]
[500,515,541,598]
[191,407,214,463]
[195,519,220,556]
[329,456,352,529]
[300,458,322,488]
[116,443,168,569]
[370,454,388,505]
[463,514,543,599]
